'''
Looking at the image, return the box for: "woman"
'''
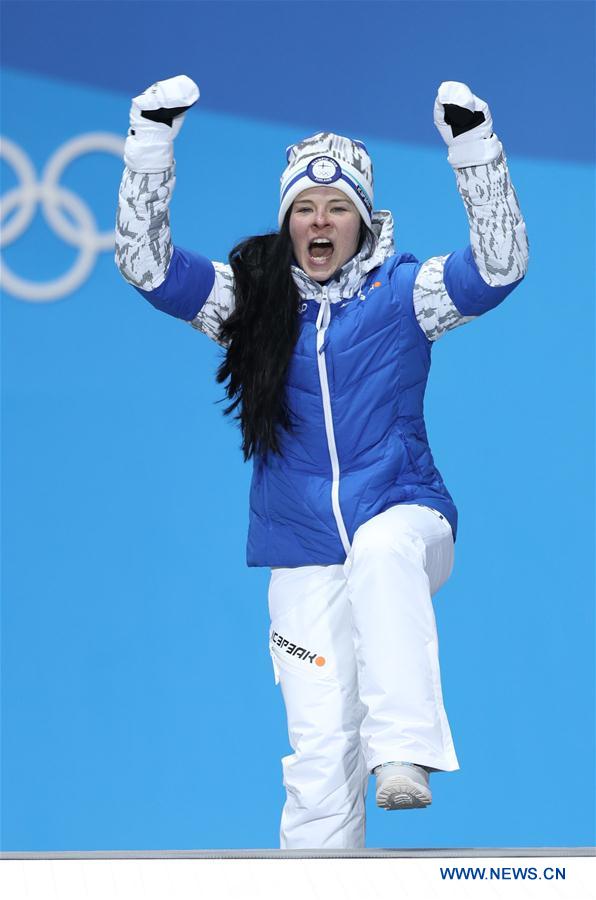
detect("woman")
[115,76,529,849]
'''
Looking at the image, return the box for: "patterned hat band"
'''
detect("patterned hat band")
[278,134,375,229]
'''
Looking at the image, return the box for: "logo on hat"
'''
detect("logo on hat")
[307,156,341,185]
[352,179,373,215]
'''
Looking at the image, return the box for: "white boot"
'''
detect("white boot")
[374,761,432,810]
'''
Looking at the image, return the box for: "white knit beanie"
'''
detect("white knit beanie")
[279,132,374,228]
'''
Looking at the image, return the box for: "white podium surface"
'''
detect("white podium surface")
[1,849,594,900]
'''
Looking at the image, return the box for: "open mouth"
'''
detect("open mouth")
[308,238,334,264]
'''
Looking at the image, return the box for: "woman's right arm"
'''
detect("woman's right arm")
[114,75,235,346]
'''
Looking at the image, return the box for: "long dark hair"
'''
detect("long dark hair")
[215,215,299,461]
[216,216,369,461]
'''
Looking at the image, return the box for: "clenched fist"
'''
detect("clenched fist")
[434,81,502,168]
[124,75,200,173]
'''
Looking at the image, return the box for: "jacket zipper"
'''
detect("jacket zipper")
[315,288,351,556]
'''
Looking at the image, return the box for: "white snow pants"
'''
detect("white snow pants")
[268,503,459,850]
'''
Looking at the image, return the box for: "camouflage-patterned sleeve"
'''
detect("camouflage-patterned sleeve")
[189,262,236,347]
[413,150,528,341]
[115,164,237,344]
[454,151,528,288]
[413,255,476,341]
[115,166,174,289]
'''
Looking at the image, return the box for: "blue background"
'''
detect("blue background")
[1,1,594,850]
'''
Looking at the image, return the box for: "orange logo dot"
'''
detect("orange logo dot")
[315,656,326,667]
[373,281,382,288]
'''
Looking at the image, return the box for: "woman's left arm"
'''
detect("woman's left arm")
[412,81,529,342]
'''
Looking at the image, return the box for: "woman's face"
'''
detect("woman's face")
[289,187,362,282]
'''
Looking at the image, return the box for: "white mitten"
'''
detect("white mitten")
[433,81,502,168]
[124,75,200,173]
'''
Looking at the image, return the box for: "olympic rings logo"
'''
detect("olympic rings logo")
[1,133,124,302]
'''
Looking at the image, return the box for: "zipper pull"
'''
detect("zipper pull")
[316,287,330,332]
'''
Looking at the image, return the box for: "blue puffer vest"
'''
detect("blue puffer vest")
[135,209,521,569]
[247,249,457,567]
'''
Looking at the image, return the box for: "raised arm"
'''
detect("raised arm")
[413,81,529,342]
[114,75,235,345]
